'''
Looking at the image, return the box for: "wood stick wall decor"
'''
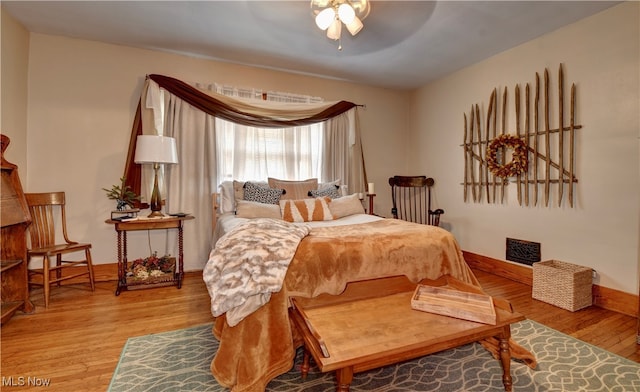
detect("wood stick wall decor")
[461,64,581,207]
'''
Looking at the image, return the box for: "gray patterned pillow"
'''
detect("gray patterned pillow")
[308,185,341,199]
[243,181,284,204]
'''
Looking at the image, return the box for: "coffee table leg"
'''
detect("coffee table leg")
[301,347,311,380]
[335,366,353,392]
[499,326,513,392]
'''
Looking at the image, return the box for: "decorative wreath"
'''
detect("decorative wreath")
[486,134,528,178]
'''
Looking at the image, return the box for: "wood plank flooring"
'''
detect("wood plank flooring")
[1,269,638,392]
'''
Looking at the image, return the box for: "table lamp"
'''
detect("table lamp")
[134,135,178,217]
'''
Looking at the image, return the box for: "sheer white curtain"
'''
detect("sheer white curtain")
[215,122,324,182]
[141,79,363,270]
[210,83,325,182]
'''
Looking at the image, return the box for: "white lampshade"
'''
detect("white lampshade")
[134,135,178,164]
[337,3,355,24]
[315,7,335,30]
[327,19,342,40]
[346,16,363,35]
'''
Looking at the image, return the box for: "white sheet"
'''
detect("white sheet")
[213,213,383,246]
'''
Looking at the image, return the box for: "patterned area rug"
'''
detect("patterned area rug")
[108,320,639,392]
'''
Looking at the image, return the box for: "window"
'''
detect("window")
[216,119,324,182]
[212,84,327,182]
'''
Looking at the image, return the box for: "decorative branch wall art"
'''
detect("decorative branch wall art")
[462,64,581,207]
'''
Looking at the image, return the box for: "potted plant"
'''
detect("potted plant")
[103,176,140,211]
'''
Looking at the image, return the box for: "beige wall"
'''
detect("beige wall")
[20,32,409,271]
[1,7,30,170]
[409,2,639,294]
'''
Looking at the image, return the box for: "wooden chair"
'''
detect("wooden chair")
[25,192,95,308]
[388,176,444,226]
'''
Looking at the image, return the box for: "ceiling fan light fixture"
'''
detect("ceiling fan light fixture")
[310,0,370,48]
[345,16,363,36]
[315,7,335,30]
[337,3,355,24]
[327,19,342,40]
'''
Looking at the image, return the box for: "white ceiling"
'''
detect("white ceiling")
[3,1,620,90]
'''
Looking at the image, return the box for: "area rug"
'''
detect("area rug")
[108,320,640,392]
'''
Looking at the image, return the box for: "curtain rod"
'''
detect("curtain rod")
[145,74,366,109]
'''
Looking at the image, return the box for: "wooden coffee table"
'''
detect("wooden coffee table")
[289,277,525,392]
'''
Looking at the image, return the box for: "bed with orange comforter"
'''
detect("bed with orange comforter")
[204,216,483,392]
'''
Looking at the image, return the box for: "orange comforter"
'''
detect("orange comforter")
[210,219,480,392]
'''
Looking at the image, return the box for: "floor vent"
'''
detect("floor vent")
[506,238,541,266]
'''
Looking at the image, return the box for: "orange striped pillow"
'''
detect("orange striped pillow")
[280,197,334,222]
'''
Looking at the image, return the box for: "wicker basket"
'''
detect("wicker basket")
[532,260,592,311]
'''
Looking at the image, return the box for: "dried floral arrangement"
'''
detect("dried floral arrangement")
[128,252,174,280]
[486,134,528,178]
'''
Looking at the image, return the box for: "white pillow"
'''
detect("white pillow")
[219,181,235,214]
[235,200,282,219]
[329,194,365,219]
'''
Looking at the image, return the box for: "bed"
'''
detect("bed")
[203,180,532,392]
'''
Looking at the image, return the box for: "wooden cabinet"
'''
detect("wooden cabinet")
[1,135,34,324]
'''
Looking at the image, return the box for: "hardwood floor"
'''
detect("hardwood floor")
[1,269,638,391]
[474,269,640,362]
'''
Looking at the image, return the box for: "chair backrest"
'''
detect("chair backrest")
[25,191,72,248]
[388,176,444,226]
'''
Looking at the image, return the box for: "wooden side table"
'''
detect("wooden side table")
[105,215,194,295]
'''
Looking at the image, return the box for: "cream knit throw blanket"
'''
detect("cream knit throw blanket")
[203,218,310,326]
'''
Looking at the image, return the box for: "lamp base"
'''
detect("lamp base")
[147,210,165,218]
[148,162,164,218]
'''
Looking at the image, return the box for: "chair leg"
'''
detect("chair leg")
[85,248,95,292]
[56,254,62,287]
[43,255,51,309]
